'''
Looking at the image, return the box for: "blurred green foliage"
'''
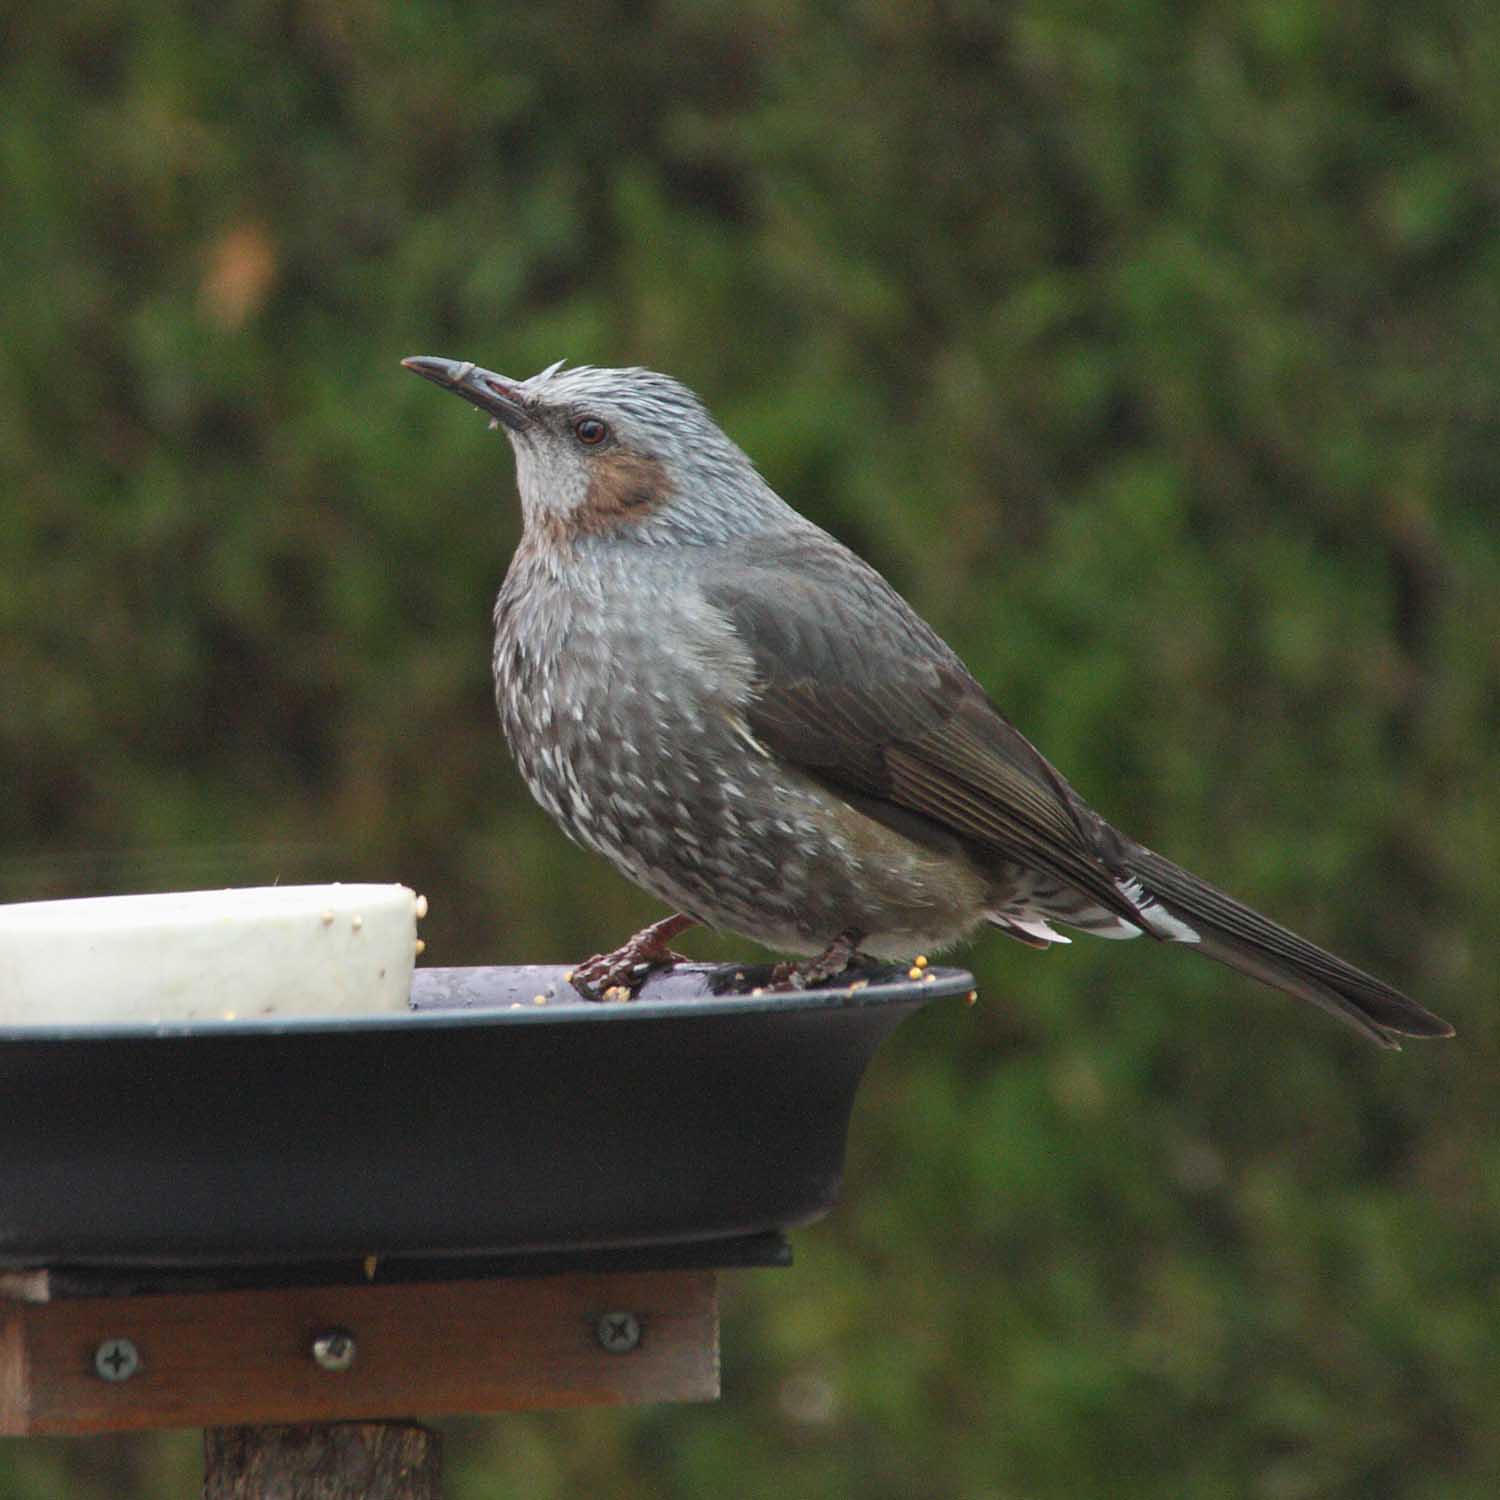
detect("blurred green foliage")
[3,1,1499,1496]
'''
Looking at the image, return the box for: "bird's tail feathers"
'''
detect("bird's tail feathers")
[1120,844,1454,1049]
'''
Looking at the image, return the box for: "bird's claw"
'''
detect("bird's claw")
[570,946,688,1000]
[766,929,867,992]
[567,914,698,1000]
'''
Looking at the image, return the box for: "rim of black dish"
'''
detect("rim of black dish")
[0,964,974,1042]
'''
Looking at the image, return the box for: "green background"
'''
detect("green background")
[3,2,1498,1495]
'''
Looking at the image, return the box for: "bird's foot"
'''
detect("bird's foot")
[567,913,699,1001]
[769,929,867,991]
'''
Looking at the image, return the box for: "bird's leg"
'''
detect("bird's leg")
[770,928,867,991]
[568,913,700,1000]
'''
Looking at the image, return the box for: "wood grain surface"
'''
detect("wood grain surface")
[0,1269,718,1435]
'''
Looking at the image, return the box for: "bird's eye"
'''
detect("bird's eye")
[573,416,608,446]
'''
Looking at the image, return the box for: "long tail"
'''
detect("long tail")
[1120,843,1454,1049]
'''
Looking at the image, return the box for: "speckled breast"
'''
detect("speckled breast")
[490,544,986,956]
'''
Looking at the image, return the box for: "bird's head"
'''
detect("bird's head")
[402,356,787,547]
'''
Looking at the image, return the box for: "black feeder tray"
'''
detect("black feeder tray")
[0,963,971,1273]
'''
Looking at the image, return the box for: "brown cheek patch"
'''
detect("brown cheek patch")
[579,451,671,533]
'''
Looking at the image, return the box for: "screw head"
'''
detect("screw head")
[311,1327,357,1372]
[94,1337,141,1382]
[596,1310,641,1354]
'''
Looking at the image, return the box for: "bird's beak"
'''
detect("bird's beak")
[401,355,531,432]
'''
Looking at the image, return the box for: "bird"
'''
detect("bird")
[402,354,1454,1049]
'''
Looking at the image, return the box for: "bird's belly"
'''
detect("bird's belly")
[505,682,988,958]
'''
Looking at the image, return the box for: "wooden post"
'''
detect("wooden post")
[204,1421,441,1499]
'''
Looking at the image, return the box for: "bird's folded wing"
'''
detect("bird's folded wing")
[700,543,1145,927]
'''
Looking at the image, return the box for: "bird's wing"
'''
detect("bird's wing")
[701,533,1453,1048]
[699,534,1151,930]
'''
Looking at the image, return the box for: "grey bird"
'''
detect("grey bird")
[403,354,1453,1049]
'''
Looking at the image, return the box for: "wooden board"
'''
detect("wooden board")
[0,1270,718,1435]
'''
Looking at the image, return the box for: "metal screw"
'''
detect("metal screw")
[596,1311,641,1354]
[93,1338,140,1382]
[311,1327,357,1372]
